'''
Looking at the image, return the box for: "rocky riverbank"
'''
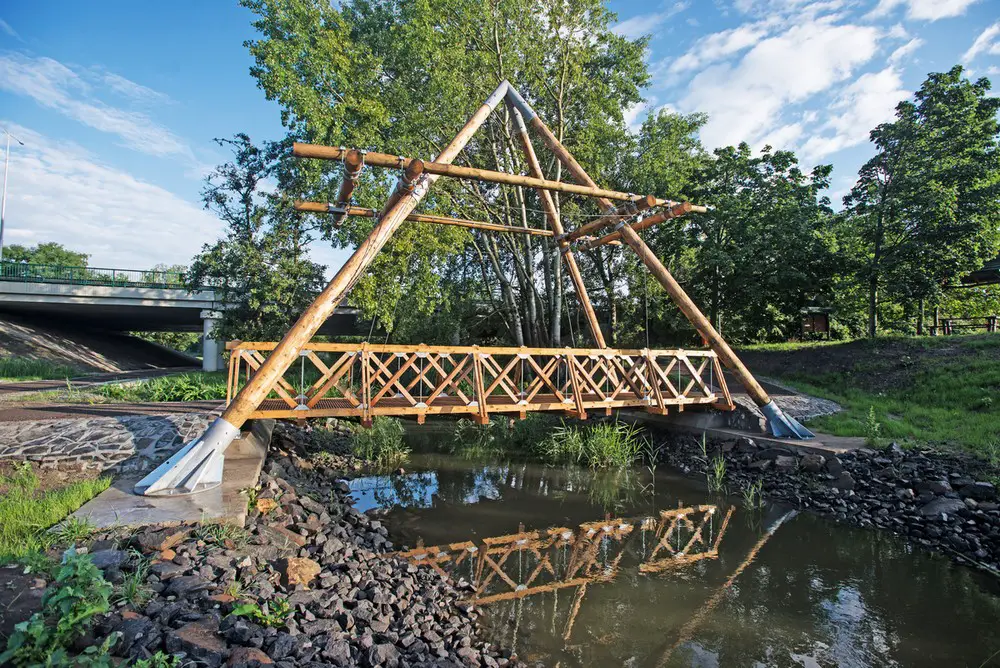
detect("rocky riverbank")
[8,423,519,667]
[660,433,1000,574]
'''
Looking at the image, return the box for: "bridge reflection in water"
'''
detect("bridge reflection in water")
[392,504,734,643]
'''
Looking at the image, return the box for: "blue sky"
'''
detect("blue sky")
[0,0,997,272]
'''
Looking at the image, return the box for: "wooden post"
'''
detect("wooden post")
[221,84,508,427]
[509,107,606,348]
[331,149,364,226]
[380,159,425,219]
[615,223,772,408]
[578,202,697,251]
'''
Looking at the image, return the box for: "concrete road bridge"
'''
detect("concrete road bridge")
[0,262,363,371]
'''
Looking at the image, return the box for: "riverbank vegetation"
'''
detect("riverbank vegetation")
[0,358,80,382]
[742,334,1000,455]
[0,462,109,562]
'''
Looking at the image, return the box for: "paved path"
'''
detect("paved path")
[0,367,200,396]
[0,399,223,423]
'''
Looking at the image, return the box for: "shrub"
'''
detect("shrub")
[97,372,227,403]
[0,551,115,667]
[542,420,646,469]
[230,598,291,628]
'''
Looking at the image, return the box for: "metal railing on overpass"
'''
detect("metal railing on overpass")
[0,261,209,290]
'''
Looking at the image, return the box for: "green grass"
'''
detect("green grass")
[0,463,111,561]
[352,416,410,467]
[97,371,227,402]
[0,358,80,381]
[750,335,1000,455]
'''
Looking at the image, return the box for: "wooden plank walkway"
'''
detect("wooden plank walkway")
[226,342,734,424]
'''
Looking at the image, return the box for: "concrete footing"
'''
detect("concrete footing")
[73,419,273,529]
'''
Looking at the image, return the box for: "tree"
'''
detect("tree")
[843,66,1000,338]
[4,242,89,266]
[187,134,327,342]
[242,0,649,346]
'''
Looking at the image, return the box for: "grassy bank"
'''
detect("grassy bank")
[96,371,227,402]
[740,334,1000,455]
[0,463,110,561]
[0,357,80,382]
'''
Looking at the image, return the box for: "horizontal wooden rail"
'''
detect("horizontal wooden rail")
[226,342,733,423]
[293,142,664,205]
[294,201,553,236]
[577,202,697,251]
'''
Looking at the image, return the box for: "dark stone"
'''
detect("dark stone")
[919,497,966,518]
[113,615,161,657]
[774,455,798,470]
[137,527,191,552]
[960,482,997,501]
[365,643,400,668]
[227,646,274,667]
[800,453,825,473]
[831,472,855,491]
[268,632,297,660]
[917,480,952,495]
[825,457,844,475]
[324,640,353,666]
[755,448,790,461]
[165,619,228,668]
[89,549,128,570]
[166,575,211,598]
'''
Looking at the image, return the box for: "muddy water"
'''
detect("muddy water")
[349,446,1000,667]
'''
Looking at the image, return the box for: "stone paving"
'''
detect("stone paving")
[0,410,219,474]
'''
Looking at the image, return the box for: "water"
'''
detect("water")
[348,438,1000,667]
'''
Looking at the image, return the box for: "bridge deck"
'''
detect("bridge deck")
[227,342,734,423]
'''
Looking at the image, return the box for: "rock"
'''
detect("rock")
[960,482,997,501]
[113,615,161,657]
[150,561,186,580]
[165,619,228,668]
[227,647,274,667]
[89,549,128,570]
[734,437,757,453]
[324,640,353,666]
[831,472,855,491]
[365,643,400,668]
[774,455,798,470]
[825,457,844,475]
[276,557,321,588]
[165,575,211,597]
[268,632,297,660]
[919,497,967,518]
[917,480,952,495]
[259,524,308,548]
[755,448,790,461]
[748,460,772,471]
[800,453,826,473]
[256,498,279,515]
[137,527,190,553]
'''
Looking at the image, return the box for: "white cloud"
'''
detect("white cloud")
[963,22,1000,62]
[0,53,190,158]
[869,0,981,21]
[889,37,923,63]
[667,22,772,74]
[0,124,222,268]
[679,18,881,148]
[800,65,909,161]
[612,2,690,40]
[99,71,173,105]
[0,18,19,40]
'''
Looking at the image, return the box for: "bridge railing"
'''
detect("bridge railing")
[0,261,205,290]
[225,341,734,423]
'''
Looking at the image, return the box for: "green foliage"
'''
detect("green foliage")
[187,134,327,343]
[113,551,152,607]
[0,552,114,667]
[0,463,111,561]
[352,417,409,467]
[0,358,79,381]
[542,420,646,469]
[864,406,883,446]
[840,66,1000,338]
[133,653,182,668]
[707,455,727,493]
[230,598,291,628]
[742,479,765,510]
[129,331,201,355]
[3,242,89,266]
[50,517,96,546]
[97,373,227,402]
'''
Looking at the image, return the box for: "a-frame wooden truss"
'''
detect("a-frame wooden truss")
[136,81,811,496]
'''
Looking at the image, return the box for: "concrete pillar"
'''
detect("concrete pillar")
[200,310,224,372]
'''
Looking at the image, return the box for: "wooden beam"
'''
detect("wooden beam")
[577,202,696,251]
[509,106,607,348]
[563,195,657,243]
[293,142,661,205]
[380,159,425,219]
[294,201,554,236]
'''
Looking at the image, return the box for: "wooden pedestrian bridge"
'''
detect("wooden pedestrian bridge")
[225,341,734,424]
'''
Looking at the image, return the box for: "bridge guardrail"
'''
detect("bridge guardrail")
[0,261,209,290]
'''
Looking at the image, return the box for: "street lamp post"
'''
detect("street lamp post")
[0,128,25,260]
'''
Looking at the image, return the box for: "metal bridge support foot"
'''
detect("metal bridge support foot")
[134,418,240,496]
[760,400,815,439]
